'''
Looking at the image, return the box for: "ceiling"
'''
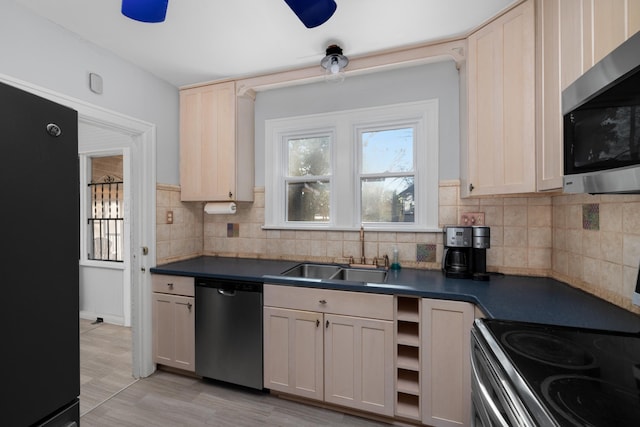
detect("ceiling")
[16,0,517,87]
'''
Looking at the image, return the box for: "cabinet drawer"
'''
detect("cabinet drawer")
[152,274,194,297]
[264,284,393,320]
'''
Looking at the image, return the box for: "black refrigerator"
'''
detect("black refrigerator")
[0,81,80,426]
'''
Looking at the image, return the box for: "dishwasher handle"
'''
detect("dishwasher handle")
[217,289,236,297]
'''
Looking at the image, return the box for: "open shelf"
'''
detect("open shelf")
[396,392,420,420]
[395,296,421,422]
[397,368,420,394]
[396,321,420,346]
[396,297,420,322]
[396,345,419,370]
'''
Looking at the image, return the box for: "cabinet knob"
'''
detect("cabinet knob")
[167,283,174,289]
[316,319,320,328]
[325,320,329,329]
[228,191,233,199]
[187,302,192,312]
[469,183,475,192]
[319,299,327,305]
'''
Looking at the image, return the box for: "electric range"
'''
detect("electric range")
[471,318,640,426]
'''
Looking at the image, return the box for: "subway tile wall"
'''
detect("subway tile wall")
[156,181,640,314]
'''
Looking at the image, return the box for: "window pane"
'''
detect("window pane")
[287,181,330,222]
[88,156,124,262]
[361,177,414,223]
[362,128,413,174]
[288,137,330,176]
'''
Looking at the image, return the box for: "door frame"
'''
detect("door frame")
[0,73,157,378]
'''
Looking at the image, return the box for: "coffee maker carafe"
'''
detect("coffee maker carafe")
[442,226,472,278]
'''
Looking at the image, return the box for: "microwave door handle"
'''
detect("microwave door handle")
[470,348,511,427]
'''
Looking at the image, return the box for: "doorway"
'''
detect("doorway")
[79,127,132,327]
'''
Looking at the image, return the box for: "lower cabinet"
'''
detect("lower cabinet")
[263,285,394,417]
[152,274,195,372]
[421,298,475,427]
[263,307,324,400]
[264,285,475,424]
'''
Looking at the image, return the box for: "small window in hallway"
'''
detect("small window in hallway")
[88,155,124,262]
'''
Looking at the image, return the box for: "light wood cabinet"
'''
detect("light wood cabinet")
[421,298,475,427]
[324,313,393,415]
[179,81,254,202]
[536,0,563,191]
[263,285,394,417]
[536,0,640,191]
[151,274,195,371]
[263,306,323,400]
[560,0,640,91]
[465,0,536,196]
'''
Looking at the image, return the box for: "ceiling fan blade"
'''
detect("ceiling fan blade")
[121,0,169,23]
[284,0,337,28]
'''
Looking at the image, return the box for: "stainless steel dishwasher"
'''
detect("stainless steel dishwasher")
[195,278,263,390]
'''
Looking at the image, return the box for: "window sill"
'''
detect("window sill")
[261,224,442,233]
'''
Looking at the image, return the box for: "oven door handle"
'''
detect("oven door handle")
[470,347,511,427]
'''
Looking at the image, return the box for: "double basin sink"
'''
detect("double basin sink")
[280,263,388,284]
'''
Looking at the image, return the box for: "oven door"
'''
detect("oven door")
[470,326,538,427]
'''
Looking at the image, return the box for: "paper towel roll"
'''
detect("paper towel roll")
[204,202,237,214]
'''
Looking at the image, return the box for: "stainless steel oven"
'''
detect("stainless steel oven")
[471,318,640,427]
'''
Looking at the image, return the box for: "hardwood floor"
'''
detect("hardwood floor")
[80,320,391,426]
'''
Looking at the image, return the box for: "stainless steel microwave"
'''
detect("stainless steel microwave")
[563,31,640,194]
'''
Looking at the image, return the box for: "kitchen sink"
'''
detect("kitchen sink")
[281,263,342,279]
[280,263,387,284]
[330,268,387,283]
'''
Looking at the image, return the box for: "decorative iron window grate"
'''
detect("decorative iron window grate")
[88,175,124,262]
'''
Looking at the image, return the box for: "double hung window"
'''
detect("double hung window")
[265,100,439,231]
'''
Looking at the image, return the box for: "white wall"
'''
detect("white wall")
[0,1,180,185]
[254,60,460,186]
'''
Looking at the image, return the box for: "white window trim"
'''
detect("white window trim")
[265,100,439,232]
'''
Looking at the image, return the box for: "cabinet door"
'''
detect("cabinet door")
[537,0,563,191]
[466,0,535,196]
[180,82,236,201]
[152,292,195,371]
[324,314,394,416]
[421,299,474,427]
[591,0,627,64]
[263,307,323,400]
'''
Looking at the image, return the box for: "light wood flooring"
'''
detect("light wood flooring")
[80,320,391,426]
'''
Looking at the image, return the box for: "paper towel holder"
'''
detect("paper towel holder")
[204,202,237,215]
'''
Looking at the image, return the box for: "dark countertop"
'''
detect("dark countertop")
[151,256,640,333]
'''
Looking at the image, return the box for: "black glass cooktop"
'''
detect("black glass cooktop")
[483,319,640,427]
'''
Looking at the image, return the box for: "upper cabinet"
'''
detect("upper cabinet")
[465,0,536,196]
[179,81,255,202]
[560,0,640,91]
[463,0,640,197]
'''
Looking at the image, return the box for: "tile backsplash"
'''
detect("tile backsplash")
[156,181,640,315]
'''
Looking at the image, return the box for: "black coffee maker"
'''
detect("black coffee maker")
[442,225,491,280]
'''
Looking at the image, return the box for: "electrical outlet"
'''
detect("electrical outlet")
[460,212,485,225]
[166,210,174,224]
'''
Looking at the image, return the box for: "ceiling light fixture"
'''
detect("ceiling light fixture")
[320,44,349,83]
[121,0,169,23]
[284,0,337,28]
